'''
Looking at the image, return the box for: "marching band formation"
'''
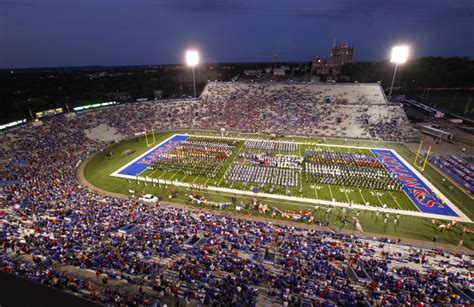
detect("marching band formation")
[148,138,401,192]
[150,139,236,178]
[239,152,303,169]
[224,164,299,188]
[304,149,401,191]
[245,139,297,152]
[176,139,237,155]
[305,149,383,168]
[305,163,401,191]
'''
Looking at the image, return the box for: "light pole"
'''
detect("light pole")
[185,50,200,97]
[388,45,409,101]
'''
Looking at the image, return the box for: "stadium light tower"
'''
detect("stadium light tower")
[185,50,200,97]
[388,45,409,100]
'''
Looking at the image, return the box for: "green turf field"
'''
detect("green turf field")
[83,129,474,248]
[136,137,418,212]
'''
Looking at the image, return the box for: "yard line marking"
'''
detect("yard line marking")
[344,189,351,204]
[374,193,385,207]
[158,171,168,179]
[327,184,334,200]
[335,145,353,205]
[355,147,386,208]
[218,141,244,186]
[359,189,367,205]
[141,165,158,179]
[389,191,403,210]
[191,175,200,184]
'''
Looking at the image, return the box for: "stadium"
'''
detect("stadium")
[2,77,474,306]
[93,82,465,222]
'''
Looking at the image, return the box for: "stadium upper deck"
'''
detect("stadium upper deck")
[71,81,416,141]
[200,81,389,105]
[194,81,417,141]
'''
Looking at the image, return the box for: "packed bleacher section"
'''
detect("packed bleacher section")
[0,108,472,305]
[200,82,388,105]
[74,81,417,142]
[430,155,474,193]
[198,82,418,141]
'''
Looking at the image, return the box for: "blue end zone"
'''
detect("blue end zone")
[371,149,458,217]
[118,135,189,176]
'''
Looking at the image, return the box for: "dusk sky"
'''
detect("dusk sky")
[0,0,473,68]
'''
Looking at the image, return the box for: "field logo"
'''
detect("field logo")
[117,135,189,176]
[138,140,182,165]
[371,149,457,217]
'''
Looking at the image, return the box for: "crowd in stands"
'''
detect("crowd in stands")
[78,81,417,142]
[0,82,468,305]
[430,154,474,193]
[199,82,418,141]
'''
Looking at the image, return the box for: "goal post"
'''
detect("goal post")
[421,145,432,172]
[144,127,157,147]
[414,141,423,166]
[144,129,150,147]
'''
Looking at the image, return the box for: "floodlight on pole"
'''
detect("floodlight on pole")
[388,45,409,100]
[186,50,200,97]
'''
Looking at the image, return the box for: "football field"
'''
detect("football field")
[110,133,470,222]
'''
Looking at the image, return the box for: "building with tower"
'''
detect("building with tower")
[312,43,354,76]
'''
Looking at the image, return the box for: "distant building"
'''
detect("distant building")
[312,43,354,76]
[273,68,286,76]
[244,69,262,76]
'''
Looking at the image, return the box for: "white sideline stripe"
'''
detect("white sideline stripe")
[111,174,471,223]
[109,134,472,223]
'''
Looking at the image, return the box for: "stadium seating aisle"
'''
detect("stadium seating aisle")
[1,83,471,306]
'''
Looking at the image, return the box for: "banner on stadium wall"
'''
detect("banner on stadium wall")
[35,108,63,119]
